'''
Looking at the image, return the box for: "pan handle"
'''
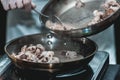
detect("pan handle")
[33,9,49,18]
[33,9,64,27]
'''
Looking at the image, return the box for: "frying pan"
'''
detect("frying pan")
[40,0,120,38]
[4,32,97,73]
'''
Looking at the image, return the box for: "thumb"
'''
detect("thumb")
[31,2,36,9]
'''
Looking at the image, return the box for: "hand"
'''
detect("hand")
[0,0,36,11]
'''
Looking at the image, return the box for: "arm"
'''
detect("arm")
[0,0,36,11]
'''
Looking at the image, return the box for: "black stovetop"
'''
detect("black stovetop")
[0,51,109,80]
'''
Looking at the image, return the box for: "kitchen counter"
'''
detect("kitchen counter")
[102,65,120,80]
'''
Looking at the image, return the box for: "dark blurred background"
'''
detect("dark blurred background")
[0,2,120,64]
[0,3,7,55]
[114,16,120,64]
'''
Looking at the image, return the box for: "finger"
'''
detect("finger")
[23,0,32,11]
[16,0,23,8]
[9,0,17,9]
[24,3,32,11]
[22,0,31,5]
[1,0,10,10]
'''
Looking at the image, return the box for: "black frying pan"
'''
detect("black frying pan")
[4,32,97,73]
[40,0,120,38]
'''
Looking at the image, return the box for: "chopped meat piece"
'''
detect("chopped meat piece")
[35,48,41,55]
[93,10,104,17]
[110,6,120,11]
[75,0,85,8]
[105,8,114,16]
[88,10,104,26]
[65,51,77,59]
[27,45,37,53]
[19,54,27,59]
[36,44,45,51]
[51,57,60,63]
[21,45,27,53]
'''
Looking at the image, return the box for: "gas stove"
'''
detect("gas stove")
[0,51,109,80]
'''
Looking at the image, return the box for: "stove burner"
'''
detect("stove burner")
[4,65,92,80]
[56,65,93,80]
[56,65,93,78]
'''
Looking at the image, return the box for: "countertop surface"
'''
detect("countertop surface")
[102,65,120,80]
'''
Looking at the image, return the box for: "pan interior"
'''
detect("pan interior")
[59,1,103,29]
[42,0,105,29]
[5,33,97,63]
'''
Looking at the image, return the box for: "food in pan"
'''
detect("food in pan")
[88,10,105,26]
[103,0,120,12]
[45,20,75,31]
[88,0,120,26]
[12,44,80,63]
